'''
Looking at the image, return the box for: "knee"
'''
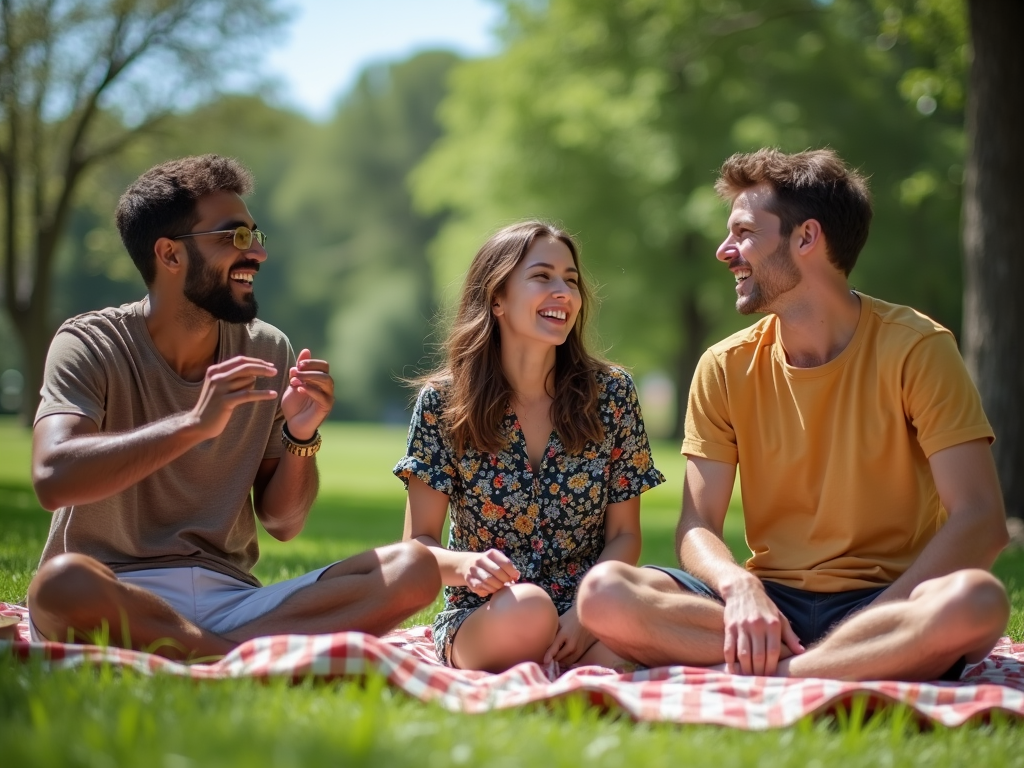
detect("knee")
[488,584,559,645]
[924,569,1010,639]
[954,570,1010,635]
[389,541,441,610]
[576,561,637,632]
[29,554,113,619]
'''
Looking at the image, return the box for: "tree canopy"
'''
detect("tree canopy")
[412,0,967,434]
[0,0,284,418]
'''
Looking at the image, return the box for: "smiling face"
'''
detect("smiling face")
[180,190,266,324]
[492,236,582,347]
[717,184,801,315]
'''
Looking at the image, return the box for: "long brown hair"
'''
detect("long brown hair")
[422,221,608,456]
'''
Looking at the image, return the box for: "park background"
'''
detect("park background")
[2,0,1024,765]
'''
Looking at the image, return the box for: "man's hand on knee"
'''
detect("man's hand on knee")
[720,576,804,675]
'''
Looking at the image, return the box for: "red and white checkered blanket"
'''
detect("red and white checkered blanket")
[4,602,1023,729]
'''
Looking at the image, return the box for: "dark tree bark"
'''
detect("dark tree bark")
[675,234,708,440]
[962,0,1024,518]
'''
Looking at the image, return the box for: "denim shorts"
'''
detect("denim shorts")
[646,565,967,681]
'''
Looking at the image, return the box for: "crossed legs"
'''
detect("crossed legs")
[577,561,1010,681]
[27,541,440,661]
[449,582,630,672]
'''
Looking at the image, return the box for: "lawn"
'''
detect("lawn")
[2,415,1023,767]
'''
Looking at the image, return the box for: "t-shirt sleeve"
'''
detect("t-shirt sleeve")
[262,339,297,461]
[34,327,107,427]
[607,370,666,503]
[680,348,738,464]
[902,331,994,457]
[393,386,457,495]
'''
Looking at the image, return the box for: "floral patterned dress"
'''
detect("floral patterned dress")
[393,367,665,665]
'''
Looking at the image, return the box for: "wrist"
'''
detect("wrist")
[281,423,322,457]
[283,422,317,443]
[718,569,762,600]
[178,412,213,444]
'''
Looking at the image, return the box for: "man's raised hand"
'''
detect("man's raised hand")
[189,356,279,440]
[281,348,335,440]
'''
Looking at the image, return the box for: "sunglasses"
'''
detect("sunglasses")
[173,225,267,250]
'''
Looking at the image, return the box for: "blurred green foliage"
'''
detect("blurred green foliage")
[28,51,460,422]
[414,0,968,431]
[1,1,971,425]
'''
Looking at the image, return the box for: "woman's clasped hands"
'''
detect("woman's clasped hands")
[458,549,520,596]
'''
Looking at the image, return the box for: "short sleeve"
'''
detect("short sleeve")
[680,348,738,464]
[263,340,297,461]
[393,386,458,495]
[34,327,107,427]
[902,331,994,457]
[607,370,666,503]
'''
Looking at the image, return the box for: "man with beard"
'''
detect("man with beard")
[576,148,1010,681]
[27,156,439,659]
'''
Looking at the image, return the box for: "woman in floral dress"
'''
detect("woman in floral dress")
[394,221,664,672]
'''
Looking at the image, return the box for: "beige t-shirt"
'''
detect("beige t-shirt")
[36,299,294,587]
[682,293,994,592]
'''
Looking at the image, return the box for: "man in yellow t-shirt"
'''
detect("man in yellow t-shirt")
[576,148,1010,681]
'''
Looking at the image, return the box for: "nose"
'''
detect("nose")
[716,234,737,263]
[247,240,268,262]
[550,277,571,298]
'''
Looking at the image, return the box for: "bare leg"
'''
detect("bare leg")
[780,569,1009,681]
[450,583,559,673]
[574,640,636,671]
[576,561,728,667]
[28,553,232,660]
[226,541,440,641]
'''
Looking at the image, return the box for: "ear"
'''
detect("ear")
[154,237,185,278]
[794,219,823,256]
[491,299,504,318]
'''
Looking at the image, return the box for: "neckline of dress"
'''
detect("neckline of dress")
[506,404,558,475]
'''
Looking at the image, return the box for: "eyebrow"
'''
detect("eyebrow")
[524,261,579,273]
[728,215,756,230]
[213,218,256,231]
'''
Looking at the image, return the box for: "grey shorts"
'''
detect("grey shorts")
[646,565,967,681]
[29,564,335,642]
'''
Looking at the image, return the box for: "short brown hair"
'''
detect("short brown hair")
[715,148,872,276]
[115,155,254,285]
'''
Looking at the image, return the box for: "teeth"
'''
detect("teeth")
[734,269,751,283]
[230,272,254,283]
[540,309,567,320]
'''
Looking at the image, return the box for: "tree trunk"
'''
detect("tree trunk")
[674,234,709,440]
[8,300,51,426]
[675,289,707,440]
[962,0,1024,518]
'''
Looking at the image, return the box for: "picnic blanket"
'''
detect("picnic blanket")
[4,602,1023,729]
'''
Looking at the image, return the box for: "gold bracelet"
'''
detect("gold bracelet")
[281,424,322,457]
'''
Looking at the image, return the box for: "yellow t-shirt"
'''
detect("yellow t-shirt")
[681,293,994,592]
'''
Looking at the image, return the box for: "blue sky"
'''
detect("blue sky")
[260,0,501,119]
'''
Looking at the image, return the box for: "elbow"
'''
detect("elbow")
[263,517,305,543]
[990,517,1011,560]
[32,464,64,512]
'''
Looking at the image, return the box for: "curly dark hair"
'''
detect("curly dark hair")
[115,155,254,285]
[715,148,872,276]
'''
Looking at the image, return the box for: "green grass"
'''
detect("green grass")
[1,415,1022,766]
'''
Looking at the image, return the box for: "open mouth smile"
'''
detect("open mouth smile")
[539,308,568,322]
